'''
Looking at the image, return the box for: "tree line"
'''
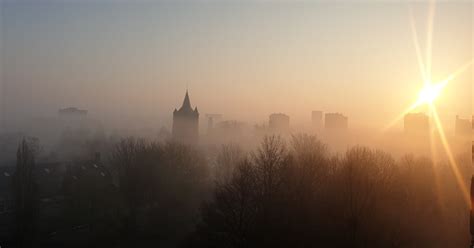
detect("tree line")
[5,134,470,247]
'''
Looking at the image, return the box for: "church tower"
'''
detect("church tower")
[172,90,199,145]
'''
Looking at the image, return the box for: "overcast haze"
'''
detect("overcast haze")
[0,0,472,130]
[0,2,473,247]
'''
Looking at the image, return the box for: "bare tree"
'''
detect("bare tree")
[215,143,245,183]
[13,138,38,248]
[194,159,257,248]
[109,138,149,240]
[190,136,292,247]
[109,139,210,246]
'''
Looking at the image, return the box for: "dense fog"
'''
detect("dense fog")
[0,1,472,247]
[0,117,472,247]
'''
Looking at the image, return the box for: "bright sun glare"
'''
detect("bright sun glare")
[383,1,472,206]
[418,83,442,104]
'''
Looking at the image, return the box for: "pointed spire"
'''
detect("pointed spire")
[179,89,192,111]
[183,90,191,107]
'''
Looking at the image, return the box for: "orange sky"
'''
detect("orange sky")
[1,1,472,130]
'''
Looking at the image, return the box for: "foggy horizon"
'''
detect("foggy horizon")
[0,0,472,132]
[0,1,472,248]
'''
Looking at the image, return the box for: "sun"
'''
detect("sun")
[418,83,443,104]
[383,2,473,207]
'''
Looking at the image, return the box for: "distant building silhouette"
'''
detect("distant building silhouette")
[269,113,290,133]
[455,115,471,137]
[216,120,244,132]
[58,107,88,119]
[215,120,245,139]
[312,111,323,129]
[325,113,348,129]
[58,107,90,131]
[206,114,222,135]
[204,119,247,145]
[172,90,199,145]
[404,113,429,135]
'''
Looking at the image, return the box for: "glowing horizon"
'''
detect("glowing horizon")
[0,1,471,131]
[385,0,472,207]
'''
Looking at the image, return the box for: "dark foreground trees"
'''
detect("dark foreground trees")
[13,139,39,248]
[49,138,211,248]
[109,138,211,247]
[4,135,469,248]
[188,135,470,248]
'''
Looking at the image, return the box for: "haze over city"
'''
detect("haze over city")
[0,1,472,248]
[1,0,471,131]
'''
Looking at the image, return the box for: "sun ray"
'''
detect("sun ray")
[430,105,471,206]
[386,1,473,209]
[425,0,436,84]
[380,6,428,135]
[382,101,421,132]
[409,7,428,84]
[437,60,473,89]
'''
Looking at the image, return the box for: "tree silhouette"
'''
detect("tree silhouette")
[109,138,148,242]
[189,135,413,248]
[13,138,39,248]
[214,143,245,183]
[109,138,210,246]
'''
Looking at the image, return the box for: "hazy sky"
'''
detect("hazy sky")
[1,0,472,130]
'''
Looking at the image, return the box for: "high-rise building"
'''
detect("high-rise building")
[455,115,471,137]
[206,114,222,135]
[312,111,323,129]
[58,107,89,129]
[404,113,429,135]
[172,90,199,145]
[269,113,290,132]
[325,113,348,129]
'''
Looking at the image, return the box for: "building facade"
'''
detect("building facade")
[325,113,348,129]
[172,90,199,145]
[455,115,471,137]
[269,113,290,133]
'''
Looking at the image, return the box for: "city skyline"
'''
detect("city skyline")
[0,1,471,131]
[0,1,472,247]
